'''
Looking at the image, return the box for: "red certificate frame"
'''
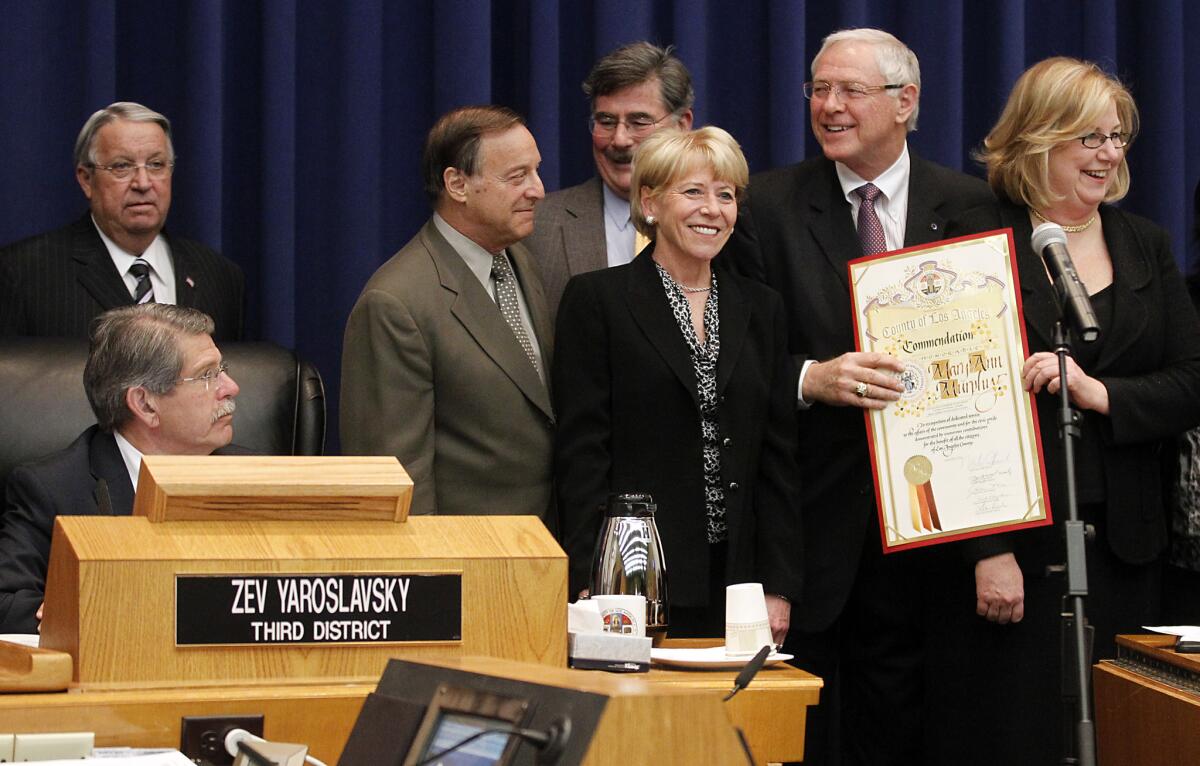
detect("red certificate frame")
[848,229,1053,553]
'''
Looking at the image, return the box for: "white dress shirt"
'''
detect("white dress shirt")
[796,144,913,407]
[92,216,177,305]
[113,430,144,493]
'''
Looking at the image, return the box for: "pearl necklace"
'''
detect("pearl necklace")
[1031,208,1096,233]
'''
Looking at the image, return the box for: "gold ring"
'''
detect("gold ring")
[854,381,868,398]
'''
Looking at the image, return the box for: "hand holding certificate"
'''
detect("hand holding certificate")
[848,230,1052,552]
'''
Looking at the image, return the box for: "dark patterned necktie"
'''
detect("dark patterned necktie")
[129,258,155,303]
[855,183,887,256]
[491,253,540,376]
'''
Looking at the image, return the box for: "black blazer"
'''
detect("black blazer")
[0,215,244,340]
[723,152,994,631]
[0,425,249,632]
[947,199,1200,568]
[553,250,803,607]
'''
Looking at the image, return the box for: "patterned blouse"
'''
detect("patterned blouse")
[654,261,727,543]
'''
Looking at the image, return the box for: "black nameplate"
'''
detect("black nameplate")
[175,573,462,646]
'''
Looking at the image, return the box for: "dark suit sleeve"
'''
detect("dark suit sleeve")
[552,275,613,596]
[0,465,57,633]
[754,291,805,602]
[1100,222,1200,444]
[725,200,769,283]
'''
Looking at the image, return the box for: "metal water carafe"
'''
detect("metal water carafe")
[590,492,668,633]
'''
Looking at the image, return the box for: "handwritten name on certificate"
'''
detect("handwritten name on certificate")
[849,230,1052,552]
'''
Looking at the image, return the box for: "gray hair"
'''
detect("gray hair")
[84,304,214,432]
[583,42,695,117]
[74,102,175,168]
[813,28,921,131]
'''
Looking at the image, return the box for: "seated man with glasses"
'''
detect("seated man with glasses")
[0,304,247,633]
[0,102,243,341]
[523,41,693,318]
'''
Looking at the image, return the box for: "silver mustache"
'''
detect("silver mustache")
[212,398,236,423]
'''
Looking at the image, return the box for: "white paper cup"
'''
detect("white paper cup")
[592,594,647,637]
[725,582,772,657]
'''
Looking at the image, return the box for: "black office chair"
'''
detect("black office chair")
[0,338,326,492]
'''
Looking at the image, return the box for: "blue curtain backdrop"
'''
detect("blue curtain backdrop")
[2,1,1197,451]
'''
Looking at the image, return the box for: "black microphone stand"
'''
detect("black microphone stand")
[1050,319,1096,766]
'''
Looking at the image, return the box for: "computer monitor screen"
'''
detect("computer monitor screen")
[402,684,531,766]
[416,711,513,765]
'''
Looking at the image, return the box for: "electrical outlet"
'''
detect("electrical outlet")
[181,715,264,766]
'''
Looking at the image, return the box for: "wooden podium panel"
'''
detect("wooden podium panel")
[41,515,567,688]
[132,455,413,522]
[1095,634,1200,766]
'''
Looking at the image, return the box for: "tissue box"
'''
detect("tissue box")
[568,631,652,673]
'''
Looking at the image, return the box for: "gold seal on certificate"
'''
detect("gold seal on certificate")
[849,230,1052,552]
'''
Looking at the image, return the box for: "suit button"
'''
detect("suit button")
[722,437,733,448]
[728,481,740,492]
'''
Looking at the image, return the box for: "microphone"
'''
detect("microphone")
[723,644,774,701]
[1030,222,1100,342]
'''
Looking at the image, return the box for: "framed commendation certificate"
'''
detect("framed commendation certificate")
[848,229,1052,552]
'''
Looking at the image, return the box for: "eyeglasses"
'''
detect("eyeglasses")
[177,361,230,391]
[90,159,175,180]
[802,81,903,101]
[589,113,673,138]
[1078,131,1131,149]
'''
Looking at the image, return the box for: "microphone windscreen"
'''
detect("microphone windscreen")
[1031,221,1067,252]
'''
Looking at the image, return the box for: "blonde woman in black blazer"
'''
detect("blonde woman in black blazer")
[553,127,802,641]
[930,58,1200,766]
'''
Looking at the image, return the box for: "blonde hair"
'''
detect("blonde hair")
[630,126,749,237]
[980,57,1138,211]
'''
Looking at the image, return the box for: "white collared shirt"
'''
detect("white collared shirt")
[834,142,912,253]
[112,429,144,493]
[92,216,177,305]
[431,213,544,379]
[601,182,638,268]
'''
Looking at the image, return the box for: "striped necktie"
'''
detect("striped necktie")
[129,258,155,303]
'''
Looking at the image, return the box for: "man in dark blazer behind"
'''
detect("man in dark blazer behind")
[723,28,993,766]
[0,304,244,633]
[341,106,555,522]
[524,42,693,318]
[0,102,243,341]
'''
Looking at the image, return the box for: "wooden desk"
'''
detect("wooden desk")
[651,638,821,763]
[1094,634,1200,765]
[0,641,820,764]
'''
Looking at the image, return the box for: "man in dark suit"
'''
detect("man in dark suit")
[0,102,243,341]
[523,42,693,318]
[0,304,243,633]
[341,106,555,522]
[723,28,993,766]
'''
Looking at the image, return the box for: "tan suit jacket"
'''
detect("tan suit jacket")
[340,219,555,521]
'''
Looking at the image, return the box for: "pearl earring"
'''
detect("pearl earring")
[646,215,656,226]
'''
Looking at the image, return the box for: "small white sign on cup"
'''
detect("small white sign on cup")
[725,582,773,657]
[592,594,646,637]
